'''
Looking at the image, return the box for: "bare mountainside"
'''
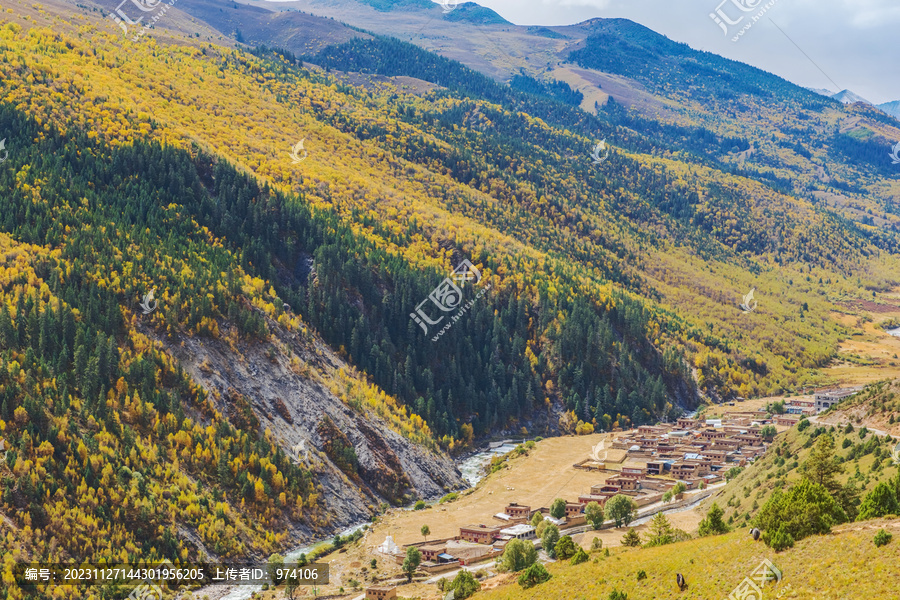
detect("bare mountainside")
[156,315,463,539]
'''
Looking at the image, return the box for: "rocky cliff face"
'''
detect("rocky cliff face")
[157,317,464,543]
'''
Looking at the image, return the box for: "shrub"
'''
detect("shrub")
[554,535,577,560]
[874,529,893,547]
[570,547,589,565]
[766,525,795,552]
[698,503,730,536]
[446,570,480,600]
[591,537,603,551]
[585,501,604,529]
[517,564,551,589]
[402,547,421,582]
[725,466,744,482]
[643,513,676,548]
[414,500,426,510]
[439,492,459,504]
[797,419,810,432]
[608,590,628,600]
[621,528,642,547]
[541,523,560,557]
[499,538,537,572]
[605,494,638,528]
[755,479,846,546]
[636,569,647,581]
[857,481,900,521]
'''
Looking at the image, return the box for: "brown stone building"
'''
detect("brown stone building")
[459,524,504,544]
[504,503,531,520]
[366,587,397,600]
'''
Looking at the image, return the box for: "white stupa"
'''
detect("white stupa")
[377,535,401,555]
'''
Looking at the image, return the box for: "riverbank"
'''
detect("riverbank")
[188,440,519,600]
[186,432,712,600]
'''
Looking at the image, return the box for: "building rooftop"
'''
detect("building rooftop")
[500,524,535,536]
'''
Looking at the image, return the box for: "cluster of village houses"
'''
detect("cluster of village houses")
[366,389,859,598]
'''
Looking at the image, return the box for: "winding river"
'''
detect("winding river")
[215,442,517,599]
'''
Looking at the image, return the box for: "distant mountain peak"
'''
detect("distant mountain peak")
[877,100,900,120]
[831,89,872,105]
[806,87,835,97]
[355,0,435,12]
[441,2,511,25]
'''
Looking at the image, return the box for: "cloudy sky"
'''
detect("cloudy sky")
[469,0,900,104]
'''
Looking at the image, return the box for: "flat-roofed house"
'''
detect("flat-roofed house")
[672,463,701,480]
[590,484,621,496]
[620,466,647,479]
[504,503,531,520]
[606,476,641,491]
[646,460,672,475]
[699,429,726,441]
[459,524,504,544]
[499,524,536,540]
[577,494,609,506]
[774,415,800,427]
[366,587,397,600]
[814,388,859,412]
[564,503,584,519]
[419,544,448,562]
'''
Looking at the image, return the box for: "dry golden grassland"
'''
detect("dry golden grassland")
[474,518,900,600]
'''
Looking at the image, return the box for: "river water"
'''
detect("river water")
[456,441,521,488]
[216,443,516,599]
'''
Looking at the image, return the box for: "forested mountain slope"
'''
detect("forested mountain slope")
[220,0,900,224]
[0,100,461,595]
[2,9,899,439]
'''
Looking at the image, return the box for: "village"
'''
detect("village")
[357,391,859,600]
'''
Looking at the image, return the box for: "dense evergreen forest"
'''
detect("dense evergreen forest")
[0,106,317,598]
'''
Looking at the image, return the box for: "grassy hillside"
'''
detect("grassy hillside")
[816,379,900,436]
[708,418,898,528]
[472,518,900,600]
